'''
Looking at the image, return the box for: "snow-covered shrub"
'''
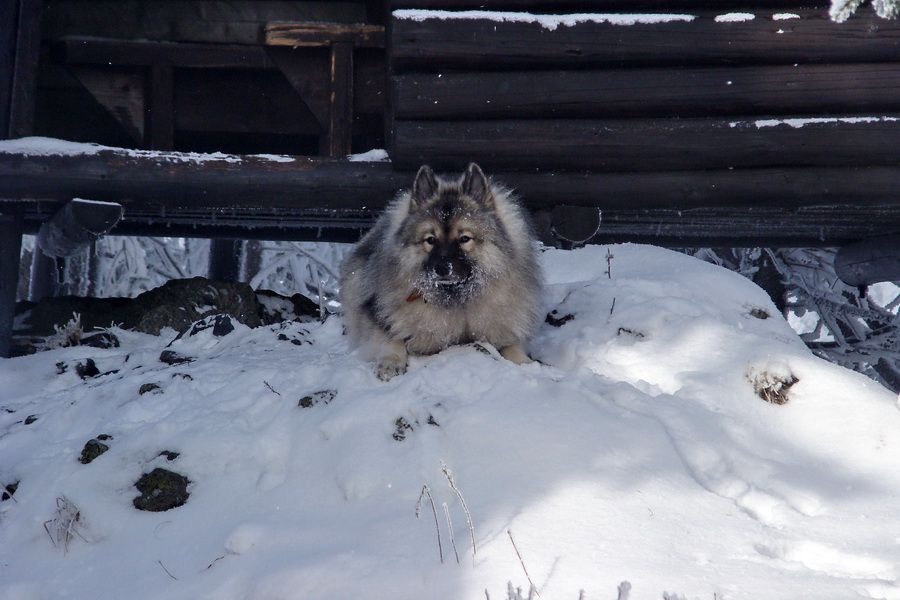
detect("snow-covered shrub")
[39,313,83,350]
[831,0,900,22]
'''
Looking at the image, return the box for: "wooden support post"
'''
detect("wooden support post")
[0,211,24,357]
[208,239,243,283]
[326,41,354,157]
[28,249,58,302]
[0,0,42,139]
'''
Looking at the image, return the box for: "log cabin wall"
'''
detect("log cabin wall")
[387,1,900,245]
[35,0,386,155]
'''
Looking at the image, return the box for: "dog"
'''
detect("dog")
[340,163,543,380]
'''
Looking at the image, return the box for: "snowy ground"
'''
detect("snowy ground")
[1,244,899,600]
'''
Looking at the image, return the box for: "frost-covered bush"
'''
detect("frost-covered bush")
[690,248,900,392]
[831,0,900,21]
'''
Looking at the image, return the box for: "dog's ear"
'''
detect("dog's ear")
[411,165,438,207]
[461,163,493,208]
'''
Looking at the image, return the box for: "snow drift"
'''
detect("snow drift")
[1,244,899,600]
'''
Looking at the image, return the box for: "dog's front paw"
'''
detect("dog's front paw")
[375,341,409,381]
[376,357,407,381]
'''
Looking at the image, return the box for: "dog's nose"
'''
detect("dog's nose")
[434,262,452,278]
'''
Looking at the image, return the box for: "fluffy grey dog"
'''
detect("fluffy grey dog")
[341,163,543,380]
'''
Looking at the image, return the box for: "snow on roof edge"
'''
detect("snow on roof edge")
[393,9,697,30]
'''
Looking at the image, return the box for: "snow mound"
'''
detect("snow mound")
[1,244,899,600]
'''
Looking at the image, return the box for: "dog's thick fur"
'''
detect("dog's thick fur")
[341,163,543,380]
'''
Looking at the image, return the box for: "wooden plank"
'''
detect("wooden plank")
[265,22,385,48]
[391,9,900,70]
[56,37,277,70]
[390,116,900,171]
[393,63,900,120]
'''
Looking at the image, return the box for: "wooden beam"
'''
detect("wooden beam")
[265,23,385,48]
[56,37,276,70]
[391,9,900,70]
[393,63,900,120]
[390,116,900,172]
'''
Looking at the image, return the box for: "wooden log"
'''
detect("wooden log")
[391,9,900,70]
[2,149,900,245]
[834,234,900,286]
[393,63,900,120]
[390,116,900,172]
[0,150,406,211]
[36,199,123,258]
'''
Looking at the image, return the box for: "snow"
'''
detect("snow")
[0,137,297,164]
[393,9,697,30]
[731,116,900,129]
[2,243,900,600]
[773,13,802,20]
[347,149,390,162]
[714,13,756,22]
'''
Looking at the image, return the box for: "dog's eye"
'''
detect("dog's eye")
[459,235,472,244]
[424,236,437,246]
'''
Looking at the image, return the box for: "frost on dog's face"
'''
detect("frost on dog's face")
[398,164,503,305]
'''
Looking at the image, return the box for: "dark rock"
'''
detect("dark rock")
[159,451,180,461]
[120,277,261,335]
[79,437,112,464]
[133,468,191,512]
[14,279,314,356]
[75,359,101,379]
[139,383,162,395]
[393,417,414,441]
[298,390,337,408]
[174,314,234,341]
[546,310,575,327]
[1,481,17,501]
[159,350,194,366]
[257,289,320,324]
[81,331,120,348]
[24,415,38,425]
